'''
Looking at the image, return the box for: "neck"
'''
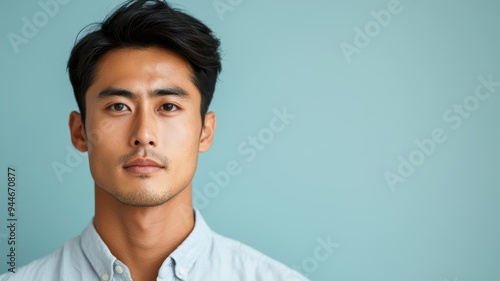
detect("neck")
[93,185,194,281]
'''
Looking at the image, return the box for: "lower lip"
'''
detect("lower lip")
[124,166,163,174]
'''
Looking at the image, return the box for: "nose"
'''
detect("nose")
[129,108,158,148]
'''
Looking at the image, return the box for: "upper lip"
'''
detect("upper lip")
[123,158,164,168]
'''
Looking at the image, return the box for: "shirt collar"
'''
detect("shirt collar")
[167,208,212,280]
[80,218,117,280]
[81,208,213,281]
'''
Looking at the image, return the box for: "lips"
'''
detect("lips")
[123,158,164,174]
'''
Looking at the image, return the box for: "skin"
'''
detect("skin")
[69,46,216,281]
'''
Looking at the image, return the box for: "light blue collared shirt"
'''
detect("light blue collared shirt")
[0,208,308,281]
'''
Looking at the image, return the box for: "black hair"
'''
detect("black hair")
[67,0,222,126]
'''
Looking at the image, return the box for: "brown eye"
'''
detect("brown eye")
[161,103,178,111]
[109,103,128,111]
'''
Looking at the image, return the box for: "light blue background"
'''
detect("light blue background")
[1,0,500,280]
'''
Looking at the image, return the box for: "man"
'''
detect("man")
[0,1,308,280]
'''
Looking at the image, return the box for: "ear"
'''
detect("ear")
[199,111,216,152]
[69,111,88,152]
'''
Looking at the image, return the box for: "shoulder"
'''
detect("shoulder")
[0,236,87,281]
[204,232,309,281]
[0,246,65,281]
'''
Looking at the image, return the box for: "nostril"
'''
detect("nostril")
[134,140,140,145]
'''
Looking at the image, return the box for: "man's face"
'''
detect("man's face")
[70,47,215,207]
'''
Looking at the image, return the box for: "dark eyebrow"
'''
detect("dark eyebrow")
[152,87,190,99]
[97,88,136,100]
[97,87,190,100]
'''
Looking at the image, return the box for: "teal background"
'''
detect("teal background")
[1,0,499,280]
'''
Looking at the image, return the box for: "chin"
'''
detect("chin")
[112,188,174,207]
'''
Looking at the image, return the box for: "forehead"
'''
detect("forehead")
[87,46,199,100]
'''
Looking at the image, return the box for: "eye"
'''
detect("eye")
[108,103,129,111]
[160,103,178,112]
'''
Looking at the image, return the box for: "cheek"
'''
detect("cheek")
[86,122,125,187]
[86,117,123,152]
[85,118,124,171]
[162,121,200,186]
[160,117,200,159]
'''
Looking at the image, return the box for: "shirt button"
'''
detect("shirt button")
[101,273,110,281]
[178,267,186,276]
[115,265,124,274]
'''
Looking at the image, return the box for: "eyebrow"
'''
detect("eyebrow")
[97,87,190,100]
